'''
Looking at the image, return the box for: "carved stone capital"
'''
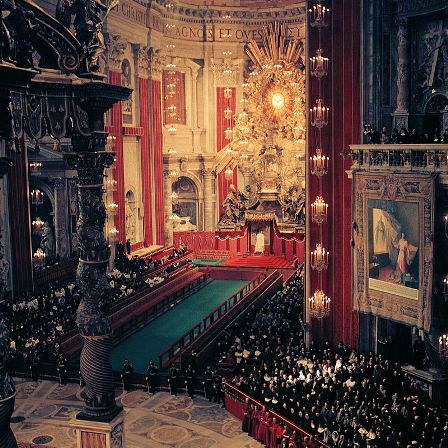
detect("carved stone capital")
[66,151,115,187]
[202,167,216,177]
[136,45,150,76]
[105,34,127,72]
[149,48,163,79]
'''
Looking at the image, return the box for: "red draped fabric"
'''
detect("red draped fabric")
[162,71,186,125]
[330,0,361,347]
[308,0,360,347]
[139,77,153,246]
[109,71,126,238]
[216,87,237,214]
[151,79,165,245]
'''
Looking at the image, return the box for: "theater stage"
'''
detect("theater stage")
[220,255,294,269]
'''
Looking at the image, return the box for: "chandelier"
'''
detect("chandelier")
[169,213,181,221]
[33,247,46,264]
[224,167,233,180]
[109,227,119,238]
[170,191,179,200]
[309,2,330,28]
[168,169,179,178]
[308,290,331,319]
[29,161,42,173]
[310,148,329,177]
[311,243,329,271]
[224,128,233,140]
[168,125,177,136]
[107,202,118,214]
[31,189,44,205]
[224,107,233,120]
[224,87,232,99]
[32,216,44,231]
[311,196,328,224]
[106,178,117,191]
[310,98,329,128]
[440,334,448,361]
[310,49,329,79]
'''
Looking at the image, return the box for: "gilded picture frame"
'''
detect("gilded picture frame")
[352,172,433,330]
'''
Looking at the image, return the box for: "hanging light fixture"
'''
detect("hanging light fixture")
[168,147,177,155]
[107,202,119,214]
[29,161,42,173]
[31,189,44,205]
[169,213,181,221]
[311,243,329,271]
[33,247,46,264]
[224,146,233,155]
[32,216,44,231]
[310,148,329,177]
[310,98,329,128]
[439,334,448,358]
[311,196,328,224]
[168,125,177,136]
[106,179,118,191]
[170,191,179,200]
[224,87,233,99]
[310,49,329,79]
[308,290,331,319]
[224,107,233,119]
[224,128,233,140]
[109,227,119,238]
[309,2,330,28]
[224,167,233,180]
[167,81,176,96]
[169,169,179,178]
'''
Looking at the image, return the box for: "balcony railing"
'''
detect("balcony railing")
[349,144,448,172]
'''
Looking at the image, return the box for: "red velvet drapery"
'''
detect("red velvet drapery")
[139,77,153,246]
[308,0,360,347]
[151,79,165,245]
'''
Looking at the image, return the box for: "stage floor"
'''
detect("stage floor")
[220,255,294,269]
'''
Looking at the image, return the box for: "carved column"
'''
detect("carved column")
[65,82,130,448]
[67,147,120,421]
[202,168,215,231]
[52,177,69,259]
[164,171,173,245]
[393,18,410,129]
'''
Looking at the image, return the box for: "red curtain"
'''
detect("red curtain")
[162,71,186,125]
[152,80,165,245]
[109,71,126,238]
[216,87,237,215]
[308,0,360,347]
[139,77,153,246]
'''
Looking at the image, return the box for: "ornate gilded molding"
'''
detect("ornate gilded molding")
[352,172,434,330]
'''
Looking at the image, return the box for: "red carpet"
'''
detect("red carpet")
[220,255,293,269]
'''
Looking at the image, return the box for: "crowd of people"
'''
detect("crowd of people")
[211,268,448,448]
[5,246,190,379]
[364,125,448,145]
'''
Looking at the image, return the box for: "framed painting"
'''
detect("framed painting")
[352,173,433,329]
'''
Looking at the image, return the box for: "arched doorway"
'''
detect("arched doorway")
[424,94,448,136]
[172,176,198,229]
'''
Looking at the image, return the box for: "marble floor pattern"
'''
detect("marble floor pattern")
[13,379,262,448]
